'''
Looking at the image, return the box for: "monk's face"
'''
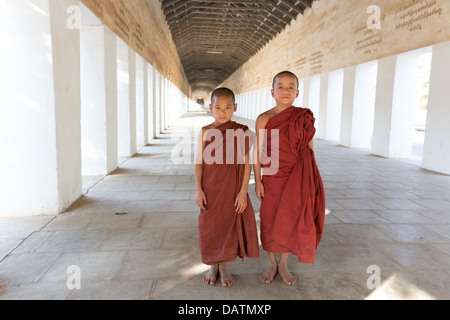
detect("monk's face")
[272,74,299,107]
[210,96,237,125]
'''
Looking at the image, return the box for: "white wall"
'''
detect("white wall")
[0,0,82,216]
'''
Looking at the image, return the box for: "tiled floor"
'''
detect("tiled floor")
[0,111,449,300]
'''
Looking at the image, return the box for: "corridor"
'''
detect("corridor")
[1,111,449,300]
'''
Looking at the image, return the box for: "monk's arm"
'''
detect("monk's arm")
[308,139,314,151]
[195,128,207,209]
[194,128,205,189]
[235,151,251,214]
[240,152,251,194]
[194,164,203,192]
[254,116,267,200]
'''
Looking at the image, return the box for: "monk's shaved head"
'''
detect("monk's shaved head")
[272,71,299,89]
[211,87,236,106]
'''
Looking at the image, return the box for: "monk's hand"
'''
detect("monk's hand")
[196,190,207,210]
[255,181,265,201]
[234,192,247,214]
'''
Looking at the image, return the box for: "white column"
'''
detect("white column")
[389,52,421,158]
[325,69,344,141]
[117,39,137,158]
[237,93,243,117]
[160,76,166,133]
[154,71,161,136]
[148,64,156,141]
[267,86,275,110]
[258,87,266,117]
[372,56,397,157]
[302,77,310,109]
[136,55,147,148]
[351,61,378,149]
[80,7,118,175]
[308,74,321,128]
[340,65,356,147]
[422,40,450,174]
[104,29,119,173]
[317,72,329,139]
[0,0,81,216]
[295,79,304,108]
[52,0,82,212]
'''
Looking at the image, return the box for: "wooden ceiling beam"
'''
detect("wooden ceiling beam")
[159,0,314,92]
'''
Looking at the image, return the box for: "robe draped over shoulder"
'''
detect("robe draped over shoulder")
[198,121,259,265]
[260,107,325,264]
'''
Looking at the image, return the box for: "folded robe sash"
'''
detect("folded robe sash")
[198,121,259,265]
[260,107,326,264]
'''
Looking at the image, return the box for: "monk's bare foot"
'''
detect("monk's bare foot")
[219,263,235,287]
[260,264,278,284]
[278,265,297,286]
[202,265,219,286]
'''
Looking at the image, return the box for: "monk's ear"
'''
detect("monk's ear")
[234,104,237,112]
[296,90,300,98]
[271,89,275,97]
[209,104,213,112]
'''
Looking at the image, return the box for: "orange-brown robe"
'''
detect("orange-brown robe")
[260,107,325,264]
[199,121,260,265]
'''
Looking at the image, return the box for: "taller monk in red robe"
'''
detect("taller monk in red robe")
[195,88,259,287]
[254,72,326,285]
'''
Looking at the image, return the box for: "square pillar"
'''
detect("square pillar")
[117,39,137,158]
[422,40,450,175]
[0,0,81,216]
[325,69,344,141]
[147,64,156,141]
[160,76,166,133]
[317,72,329,139]
[136,55,148,148]
[351,61,378,149]
[154,70,161,136]
[302,76,310,109]
[308,74,321,128]
[340,65,356,147]
[389,52,421,158]
[372,56,397,157]
[295,79,304,108]
[80,7,118,175]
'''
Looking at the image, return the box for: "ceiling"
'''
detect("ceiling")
[159,0,314,96]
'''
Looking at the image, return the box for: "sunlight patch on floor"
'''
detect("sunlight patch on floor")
[365,273,436,300]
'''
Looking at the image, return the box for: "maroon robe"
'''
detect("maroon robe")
[260,107,325,264]
[198,121,259,265]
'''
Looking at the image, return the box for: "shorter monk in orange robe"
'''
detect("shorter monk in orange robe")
[254,72,326,285]
[195,88,259,287]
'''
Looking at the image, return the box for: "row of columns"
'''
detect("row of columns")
[234,41,450,175]
[0,1,190,216]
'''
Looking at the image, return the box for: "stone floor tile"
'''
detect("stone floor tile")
[331,209,390,224]
[67,280,153,300]
[100,228,165,250]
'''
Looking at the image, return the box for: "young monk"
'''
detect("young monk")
[195,87,259,287]
[254,71,326,285]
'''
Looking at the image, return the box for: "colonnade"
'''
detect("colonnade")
[0,1,192,216]
[234,42,450,175]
